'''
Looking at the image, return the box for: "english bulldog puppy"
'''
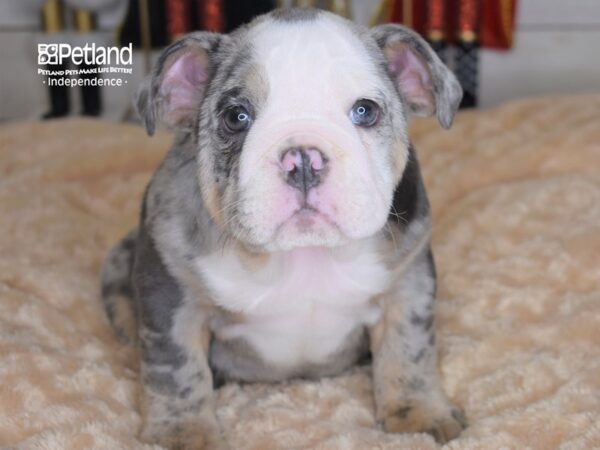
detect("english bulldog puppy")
[101,8,465,449]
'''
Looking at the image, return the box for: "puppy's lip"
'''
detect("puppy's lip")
[290,205,339,231]
[263,203,344,249]
[293,206,320,228]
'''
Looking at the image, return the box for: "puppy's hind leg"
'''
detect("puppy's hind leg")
[100,228,139,344]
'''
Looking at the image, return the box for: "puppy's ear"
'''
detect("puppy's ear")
[136,32,225,135]
[370,24,462,129]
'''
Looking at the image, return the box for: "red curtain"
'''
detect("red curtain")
[387,0,517,50]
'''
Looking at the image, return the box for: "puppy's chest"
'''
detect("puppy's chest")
[195,243,391,368]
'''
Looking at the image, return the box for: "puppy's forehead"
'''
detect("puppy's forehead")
[247,13,381,104]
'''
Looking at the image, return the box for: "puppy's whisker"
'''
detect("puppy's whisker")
[384,222,399,253]
[389,205,408,225]
[216,197,244,220]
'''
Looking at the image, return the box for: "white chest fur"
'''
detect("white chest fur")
[195,239,391,369]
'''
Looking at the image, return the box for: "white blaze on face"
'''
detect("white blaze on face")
[238,15,403,251]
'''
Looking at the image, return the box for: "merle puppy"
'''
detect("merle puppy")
[101,8,465,450]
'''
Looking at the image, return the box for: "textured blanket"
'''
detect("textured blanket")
[1,95,599,450]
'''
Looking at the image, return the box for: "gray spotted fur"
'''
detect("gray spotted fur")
[100,8,465,449]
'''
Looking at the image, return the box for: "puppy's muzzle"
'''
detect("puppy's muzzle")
[280,146,328,194]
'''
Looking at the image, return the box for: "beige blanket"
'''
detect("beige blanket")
[1,95,599,450]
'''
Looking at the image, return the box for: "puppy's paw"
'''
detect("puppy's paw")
[140,420,228,450]
[380,399,467,443]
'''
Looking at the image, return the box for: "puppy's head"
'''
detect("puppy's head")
[137,9,461,252]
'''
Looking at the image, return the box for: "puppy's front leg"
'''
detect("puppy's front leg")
[370,246,466,443]
[135,231,226,450]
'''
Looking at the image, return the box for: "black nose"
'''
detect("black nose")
[281,146,328,194]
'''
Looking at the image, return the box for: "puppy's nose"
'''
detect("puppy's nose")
[281,146,328,193]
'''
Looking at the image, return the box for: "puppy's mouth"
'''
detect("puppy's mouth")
[269,203,343,244]
[289,206,337,231]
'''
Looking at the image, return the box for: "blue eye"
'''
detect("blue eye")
[350,99,380,127]
[222,106,252,133]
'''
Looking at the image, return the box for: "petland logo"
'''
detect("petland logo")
[38,43,133,87]
[38,43,133,66]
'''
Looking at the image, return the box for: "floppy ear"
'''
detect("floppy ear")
[136,32,225,135]
[370,24,462,129]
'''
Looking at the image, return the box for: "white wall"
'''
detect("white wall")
[479,0,600,107]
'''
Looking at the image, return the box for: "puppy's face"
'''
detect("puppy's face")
[138,10,461,252]
[203,15,406,251]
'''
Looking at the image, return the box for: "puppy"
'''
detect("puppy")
[101,8,465,449]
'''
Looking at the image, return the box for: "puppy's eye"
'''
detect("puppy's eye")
[350,99,380,127]
[222,106,252,133]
